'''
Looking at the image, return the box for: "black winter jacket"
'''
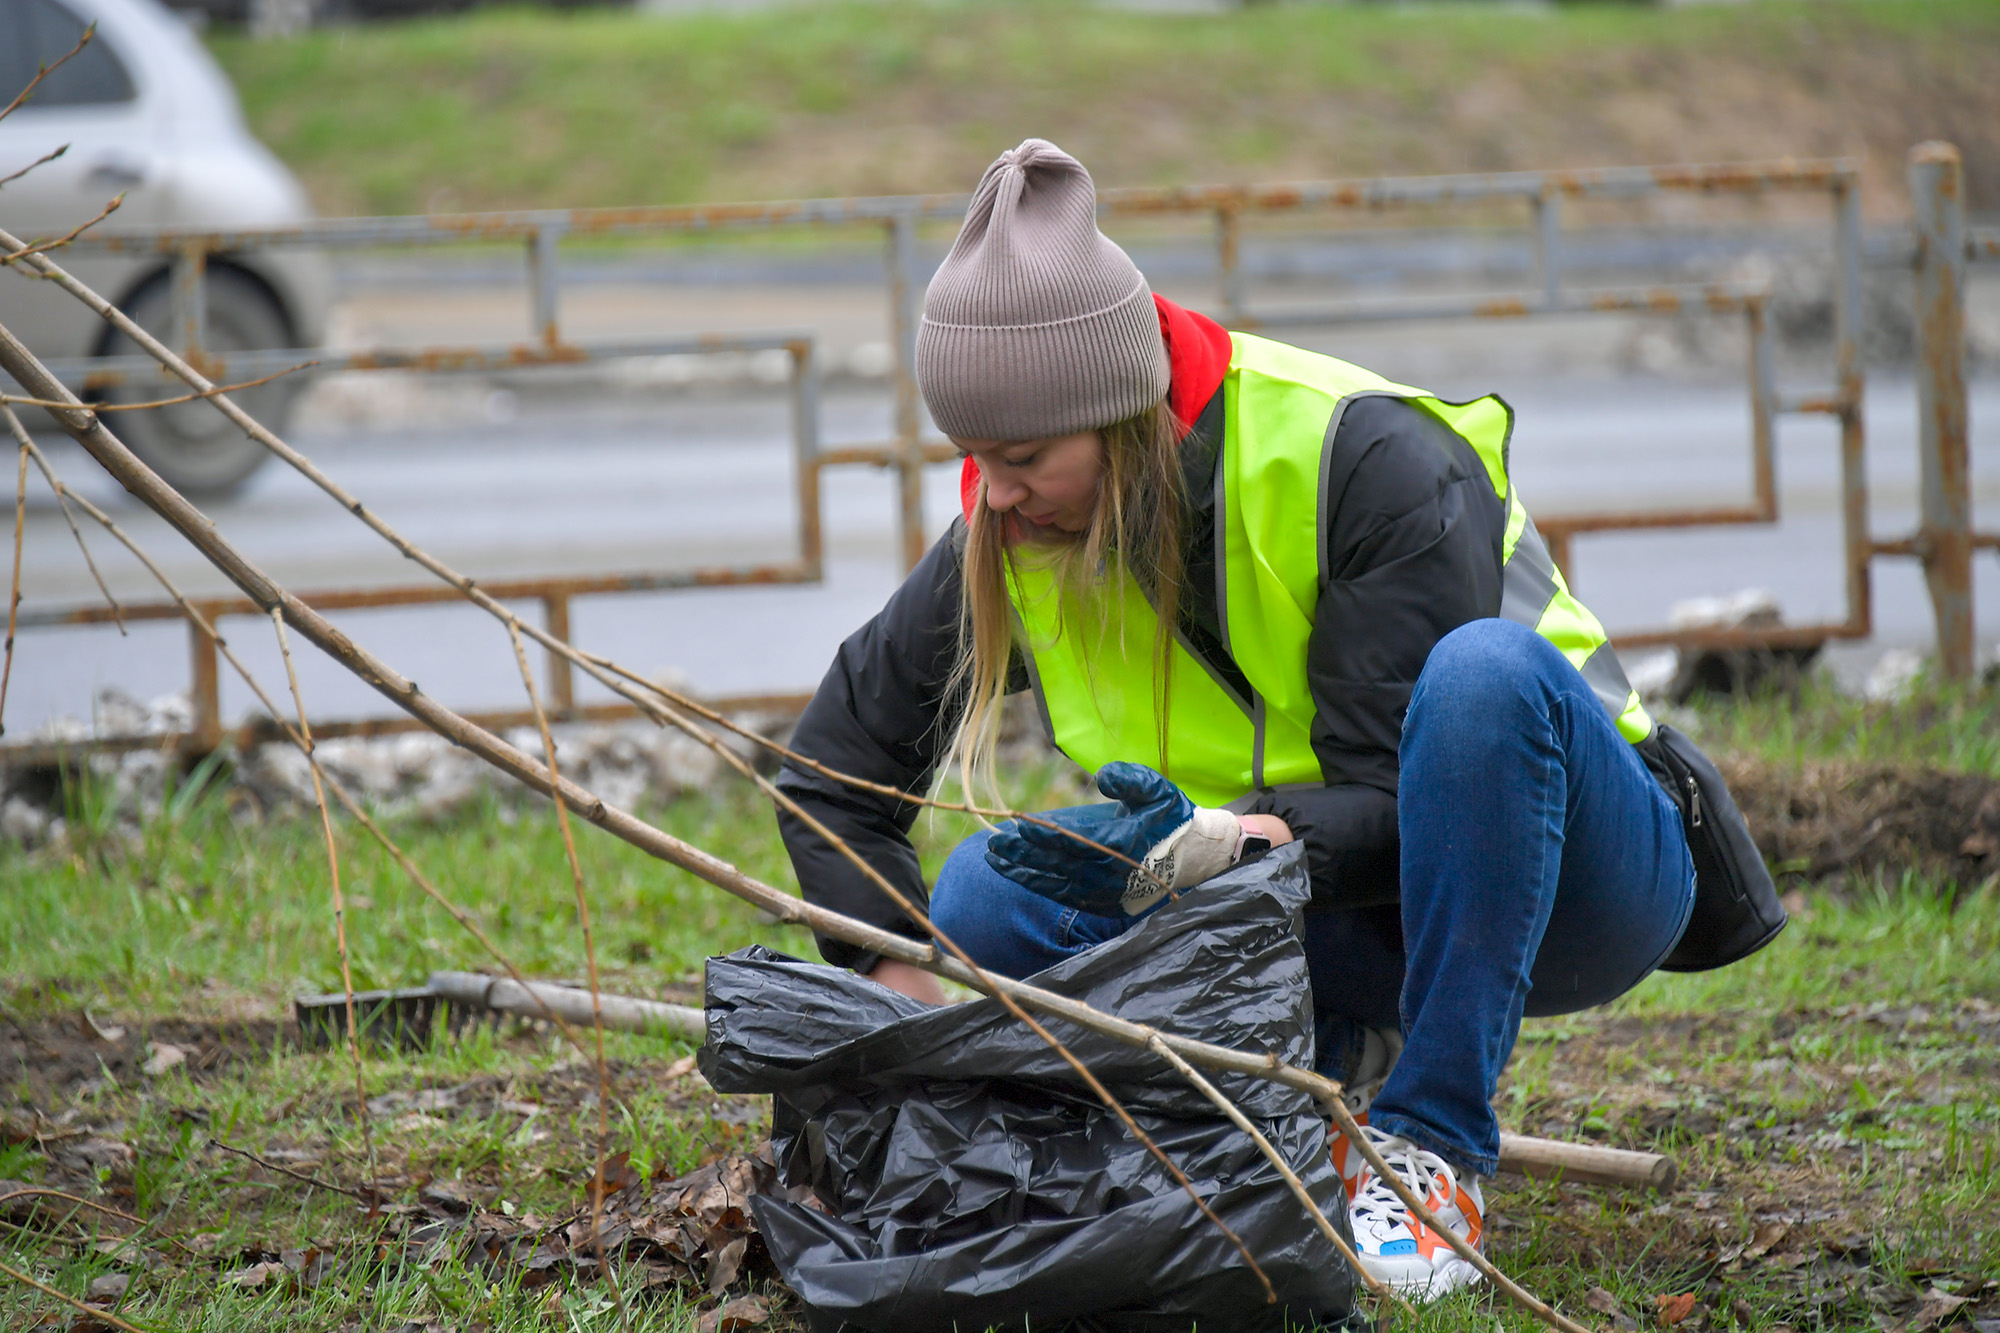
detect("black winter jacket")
[775,388,1513,972]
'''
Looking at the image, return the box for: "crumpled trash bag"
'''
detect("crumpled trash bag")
[698,842,1358,1333]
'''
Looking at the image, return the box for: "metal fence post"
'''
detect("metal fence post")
[542,593,574,714]
[528,225,564,349]
[1533,190,1563,306]
[1910,141,1973,680]
[787,339,824,577]
[1216,205,1246,324]
[886,212,926,572]
[1834,173,1873,639]
[187,609,222,750]
[168,244,208,360]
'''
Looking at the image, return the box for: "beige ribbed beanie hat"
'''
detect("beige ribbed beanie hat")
[916,139,1169,441]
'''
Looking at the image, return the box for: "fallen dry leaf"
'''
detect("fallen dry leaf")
[222,1261,287,1289]
[1743,1220,1790,1259]
[141,1043,187,1076]
[1909,1290,1974,1332]
[1585,1287,1640,1330]
[91,1238,158,1269]
[1655,1292,1699,1326]
[665,1054,698,1079]
[695,1294,770,1333]
[85,1273,129,1303]
[707,1235,748,1293]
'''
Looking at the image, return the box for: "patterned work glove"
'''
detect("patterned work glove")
[984,762,1263,916]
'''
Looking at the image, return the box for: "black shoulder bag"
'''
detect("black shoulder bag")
[1636,723,1788,972]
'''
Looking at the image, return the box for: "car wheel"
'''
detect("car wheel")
[99,268,304,498]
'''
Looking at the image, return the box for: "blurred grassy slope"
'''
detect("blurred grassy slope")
[210,0,2000,219]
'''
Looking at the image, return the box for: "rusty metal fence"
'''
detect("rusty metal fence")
[4,150,1993,762]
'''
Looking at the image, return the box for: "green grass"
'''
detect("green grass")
[201,0,2000,217]
[1679,668,2000,776]
[0,758,1081,1014]
[0,722,1996,1328]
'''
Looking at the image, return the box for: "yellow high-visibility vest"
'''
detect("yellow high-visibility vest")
[1006,332,1651,808]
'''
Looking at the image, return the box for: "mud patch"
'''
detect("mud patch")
[1721,759,2000,889]
[0,1013,286,1107]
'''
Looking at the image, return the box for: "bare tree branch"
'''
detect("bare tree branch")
[2,405,124,633]
[0,360,318,415]
[0,144,68,192]
[0,241,1603,1333]
[0,192,124,262]
[0,27,95,123]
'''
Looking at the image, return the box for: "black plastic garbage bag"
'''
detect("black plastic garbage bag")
[698,842,1357,1333]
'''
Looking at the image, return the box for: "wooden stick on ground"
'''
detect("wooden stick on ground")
[0,1257,153,1333]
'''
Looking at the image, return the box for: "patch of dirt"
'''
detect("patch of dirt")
[1494,996,2000,1330]
[0,1013,285,1108]
[1721,759,2000,888]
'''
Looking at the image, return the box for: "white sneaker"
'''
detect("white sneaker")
[1347,1126,1486,1300]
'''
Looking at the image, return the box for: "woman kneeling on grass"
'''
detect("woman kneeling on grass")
[773,138,1784,1299]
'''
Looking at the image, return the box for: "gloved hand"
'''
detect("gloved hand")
[984,762,1262,916]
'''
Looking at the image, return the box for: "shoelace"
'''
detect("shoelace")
[1351,1128,1455,1228]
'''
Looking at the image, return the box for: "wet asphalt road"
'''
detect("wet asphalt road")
[8,371,2000,739]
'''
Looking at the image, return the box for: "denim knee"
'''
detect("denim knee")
[928,830,998,949]
[1407,619,1571,743]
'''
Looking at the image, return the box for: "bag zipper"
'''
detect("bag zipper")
[1685,775,1703,828]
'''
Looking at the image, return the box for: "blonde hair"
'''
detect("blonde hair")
[943,397,1189,805]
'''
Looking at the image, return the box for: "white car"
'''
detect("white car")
[0,0,328,493]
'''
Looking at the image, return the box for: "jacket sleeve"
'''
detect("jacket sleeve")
[774,520,984,972]
[1243,395,1507,911]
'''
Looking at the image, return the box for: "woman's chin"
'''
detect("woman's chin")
[1005,514,1083,546]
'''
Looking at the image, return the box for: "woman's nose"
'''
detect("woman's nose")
[984,476,1026,512]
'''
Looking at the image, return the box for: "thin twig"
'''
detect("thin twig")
[15,430,592,1059]
[0,1188,203,1259]
[0,361,317,415]
[0,437,23,735]
[207,1138,373,1202]
[0,1256,153,1333]
[269,605,378,1181]
[0,302,1596,1333]
[1145,1036,1409,1316]
[507,623,631,1331]
[2,405,122,633]
[0,192,122,262]
[0,27,94,122]
[0,193,123,262]
[0,144,67,192]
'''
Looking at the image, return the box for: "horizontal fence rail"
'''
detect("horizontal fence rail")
[5,149,1994,761]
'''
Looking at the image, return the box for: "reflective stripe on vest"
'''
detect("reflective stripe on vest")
[1008,333,1651,809]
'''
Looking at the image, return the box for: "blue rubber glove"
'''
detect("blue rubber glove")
[985,762,1254,916]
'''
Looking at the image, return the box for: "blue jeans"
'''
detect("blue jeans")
[928,618,1696,1177]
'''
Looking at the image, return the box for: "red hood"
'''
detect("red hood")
[957,294,1233,521]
